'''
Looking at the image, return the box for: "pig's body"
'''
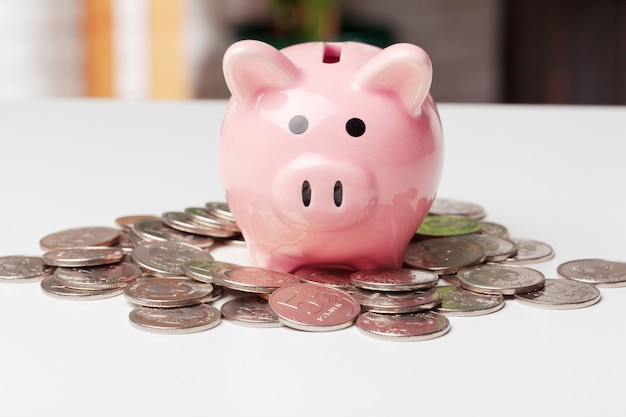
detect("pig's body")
[220,40,443,273]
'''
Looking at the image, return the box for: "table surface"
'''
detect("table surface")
[1,99,625,416]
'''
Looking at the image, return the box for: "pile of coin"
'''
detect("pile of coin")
[1,197,625,341]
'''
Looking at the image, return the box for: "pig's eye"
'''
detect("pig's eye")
[346,118,366,137]
[289,115,309,134]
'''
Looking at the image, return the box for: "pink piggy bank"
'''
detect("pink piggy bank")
[220,40,443,273]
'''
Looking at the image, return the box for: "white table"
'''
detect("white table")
[1,100,625,416]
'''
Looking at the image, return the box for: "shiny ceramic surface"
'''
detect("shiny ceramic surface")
[220,39,443,272]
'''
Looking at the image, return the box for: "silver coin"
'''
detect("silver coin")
[53,262,141,290]
[124,277,214,308]
[162,211,235,238]
[457,234,518,262]
[404,237,486,275]
[129,304,221,334]
[213,266,300,294]
[435,285,505,316]
[40,226,121,252]
[40,275,124,300]
[42,246,126,267]
[182,259,239,283]
[416,215,482,237]
[557,258,626,288]
[131,240,214,277]
[457,263,545,295]
[503,238,554,264]
[115,215,161,230]
[0,255,53,282]
[131,218,215,248]
[294,268,356,291]
[350,268,438,291]
[429,198,486,220]
[269,283,361,331]
[220,295,282,328]
[479,221,509,238]
[205,201,237,223]
[515,278,601,309]
[184,207,240,233]
[353,287,442,314]
[356,311,450,342]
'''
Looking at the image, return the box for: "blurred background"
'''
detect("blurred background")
[0,0,624,104]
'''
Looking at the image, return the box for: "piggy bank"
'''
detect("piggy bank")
[220,40,443,273]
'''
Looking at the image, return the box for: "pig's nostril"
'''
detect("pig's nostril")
[302,180,312,207]
[334,181,343,207]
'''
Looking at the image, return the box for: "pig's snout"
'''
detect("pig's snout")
[272,154,376,231]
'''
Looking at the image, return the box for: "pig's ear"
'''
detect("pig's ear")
[223,40,298,108]
[354,43,432,118]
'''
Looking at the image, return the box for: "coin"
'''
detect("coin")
[356,311,450,341]
[220,295,282,327]
[269,283,361,331]
[131,218,215,248]
[115,215,161,230]
[404,237,486,275]
[184,207,240,233]
[429,198,486,220]
[479,221,509,238]
[350,268,438,291]
[42,247,126,267]
[0,255,53,282]
[129,304,221,334]
[124,277,214,308]
[182,259,239,283]
[435,285,505,316]
[162,211,235,238]
[416,215,482,237]
[457,234,518,262]
[131,240,214,277]
[503,238,554,264]
[41,275,124,300]
[293,268,356,290]
[557,258,626,288]
[40,226,121,252]
[53,262,141,290]
[457,263,545,295]
[514,278,601,309]
[212,265,300,293]
[353,287,442,314]
[205,201,236,223]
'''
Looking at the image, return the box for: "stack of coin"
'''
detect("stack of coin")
[118,201,242,252]
[124,277,222,334]
[348,268,450,341]
[39,238,140,300]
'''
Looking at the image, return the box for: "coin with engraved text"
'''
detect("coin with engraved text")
[129,304,221,334]
[0,256,53,282]
[269,283,360,331]
[515,278,601,309]
[404,237,486,275]
[350,268,438,291]
[124,277,214,308]
[220,296,282,327]
[435,285,504,316]
[53,262,141,290]
[40,226,121,252]
[457,263,545,295]
[356,311,450,341]
[353,287,442,313]
[557,258,626,288]
[131,240,214,277]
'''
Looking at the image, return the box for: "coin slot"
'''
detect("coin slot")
[302,180,312,207]
[323,43,342,63]
[333,181,343,207]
